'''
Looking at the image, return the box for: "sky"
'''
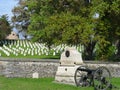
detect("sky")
[0,0,18,20]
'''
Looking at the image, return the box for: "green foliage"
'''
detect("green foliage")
[89,0,120,60]
[111,0,120,15]
[0,15,11,40]
[37,12,94,46]
[27,0,94,47]
[25,0,120,60]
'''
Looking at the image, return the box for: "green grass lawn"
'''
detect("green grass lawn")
[0,76,120,90]
[0,53,60,60]
[1,55,60,59]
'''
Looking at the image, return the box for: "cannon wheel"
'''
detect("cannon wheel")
[74,66,88,87]
[93,66,111,90]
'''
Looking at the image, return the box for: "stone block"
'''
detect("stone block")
[55,66,80,85]
[32,72,39,78]
[60,47,83,66]
[55,47,84,85]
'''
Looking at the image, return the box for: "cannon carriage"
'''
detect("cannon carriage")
[55,47,116,90]
[74,66,112,90]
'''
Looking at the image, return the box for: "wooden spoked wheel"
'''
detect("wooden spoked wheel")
[74,66,89,87]
[93,66,111,90]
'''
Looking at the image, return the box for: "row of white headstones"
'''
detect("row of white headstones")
[0,40,83,57]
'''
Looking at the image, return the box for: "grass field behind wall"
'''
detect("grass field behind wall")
[0,76,120,90]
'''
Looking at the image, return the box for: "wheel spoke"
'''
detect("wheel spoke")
[93,66,111,90]
[74,66,88,87]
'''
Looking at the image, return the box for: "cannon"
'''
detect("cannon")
[74,66,113,90]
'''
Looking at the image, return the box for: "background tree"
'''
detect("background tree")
[109,0,120,60]
[0,15,11,40]
[90,0,120,60]
[12,0,30,39]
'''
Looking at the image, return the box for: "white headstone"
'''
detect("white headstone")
[32,72,39,78]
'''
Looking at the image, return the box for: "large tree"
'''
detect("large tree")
[90,0,120,60]
[27,0,96,59]
[0,15,11,40]
[27,0,120,60]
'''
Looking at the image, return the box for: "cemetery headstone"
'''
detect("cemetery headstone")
[32,72,39,78]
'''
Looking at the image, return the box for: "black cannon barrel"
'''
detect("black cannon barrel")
[77,68,96,74]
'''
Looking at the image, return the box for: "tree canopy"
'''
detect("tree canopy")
[0,15,11,40]
[12,0,120,61]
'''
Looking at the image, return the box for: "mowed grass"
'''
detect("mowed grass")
[0,76,93,90]
[1,55,60,59]
[0,76,120,90]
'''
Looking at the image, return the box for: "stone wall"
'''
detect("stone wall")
[0,59,59,78]
[0,58,120,78]
[84,63,120,77]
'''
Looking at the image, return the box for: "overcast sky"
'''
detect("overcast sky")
[0,0,18,20]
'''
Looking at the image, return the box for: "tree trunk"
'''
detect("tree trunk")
[117,40,120,56]
[84,42,96,60]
